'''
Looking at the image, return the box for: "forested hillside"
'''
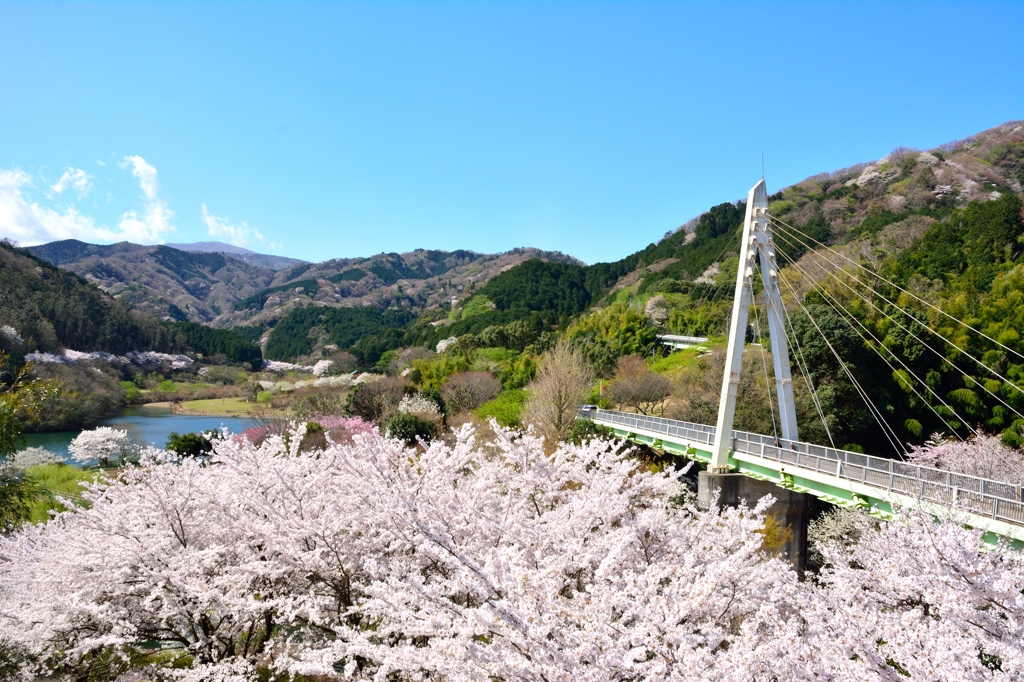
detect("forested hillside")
[0,240,181,354]
[0,239,263,366]
[29,239,280,324]
[261,259,596,363]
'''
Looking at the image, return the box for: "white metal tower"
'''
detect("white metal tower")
[709,179,798,471]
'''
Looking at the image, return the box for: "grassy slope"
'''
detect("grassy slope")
[24,464,100,524]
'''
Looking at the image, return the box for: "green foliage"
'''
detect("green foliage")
[477,259,592,318]
[775,216,832,263]
[496,353,537,389]
[230,325,265,344]
[23,463,97,524]
[257,390,274,405]
[473,389,528,427]
[327,268,367,282]
[0,464,35,531]
[846,207,907,241]
[566,301,659,375]
[165,431,216,458]
[0,351,43,455]
[648,349,702,375]
[459,295,496,319]
[568,418,614,445]
[360,250,477,285]
[0,404,22,458]
[375,350,399,374]
[412,354,471,390]
[665,291,731,338]
[170,322,262,369]
[477,320,538,352]
[0,240,182,355]
[904,419,923,438]
[386,413,438,444]
[419,387,446,415]
[891,193,1022,287]
[474,347,517,364]
[264,306,415,361]
[120,380,141,402]
[152,246,226,280]
[19,364,123,432]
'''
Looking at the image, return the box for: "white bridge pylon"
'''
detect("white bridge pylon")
[710,179,798,471]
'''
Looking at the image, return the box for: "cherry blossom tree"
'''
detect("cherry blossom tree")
[908,432,1024,483]
[67,426,132,467]
[805,506,1024,679]
[0,423,1022,680]
[0,424,809,680]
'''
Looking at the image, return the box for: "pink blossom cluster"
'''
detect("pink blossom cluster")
[908,432,1024,483]
[0,426,1021,680]
[310,414,377,444]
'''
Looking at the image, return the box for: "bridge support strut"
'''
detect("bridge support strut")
[698,470,812,571]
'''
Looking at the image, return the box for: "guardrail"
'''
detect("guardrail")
[580,408,1024,526]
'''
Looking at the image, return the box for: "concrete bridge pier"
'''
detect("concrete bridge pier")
[697,471,812,572]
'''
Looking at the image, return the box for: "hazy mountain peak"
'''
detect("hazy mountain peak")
[164,241,259,255]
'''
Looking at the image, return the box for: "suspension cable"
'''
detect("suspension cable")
[768,212,1024,364]
[757,245,836,447]
[771,225,1024,424]
[773,255,908,457]
[773,242,976,440]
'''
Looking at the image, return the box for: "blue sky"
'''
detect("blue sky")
[1,1,1021,265]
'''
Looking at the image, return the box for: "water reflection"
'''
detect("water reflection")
[23,405,255,463]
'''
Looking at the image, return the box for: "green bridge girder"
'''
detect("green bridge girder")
[596,420,1024,549]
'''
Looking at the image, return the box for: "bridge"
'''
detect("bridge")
[657,334,709,351]
[578,407,1024,547]
[579,178,1024,565]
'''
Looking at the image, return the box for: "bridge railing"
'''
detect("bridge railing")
[580,408,1024,527]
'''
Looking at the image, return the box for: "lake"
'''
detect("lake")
[23,405,256,463]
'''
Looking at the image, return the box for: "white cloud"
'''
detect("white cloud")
[0,158,176,246]
[0,169,120,245]
[201,204,277,249]
[118,202,174,244]
[116,155,175,243]
[50,168,93,198]
[120,155,159,198]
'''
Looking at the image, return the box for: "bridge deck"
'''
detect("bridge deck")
[579,408,1024,545]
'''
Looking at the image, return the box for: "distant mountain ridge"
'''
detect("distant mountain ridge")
[164,241,258,255]
[27,239,581,331]
[164,241,308,271]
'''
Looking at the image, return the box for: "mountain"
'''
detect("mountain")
[164,241,258,255]
[0,239,181,355]
[164,241,308,271]
[582,119,1024,302]
[27,239,581,331]
[21,120,1022,377]
[28,240,280,325]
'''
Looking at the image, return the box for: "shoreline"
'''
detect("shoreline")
[164,397,276,418]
